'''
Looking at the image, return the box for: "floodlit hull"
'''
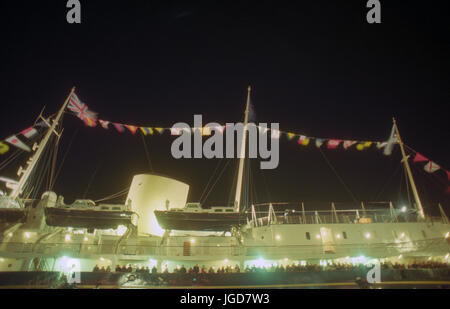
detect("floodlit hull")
[154,210,249,231]
[44,207,134,229]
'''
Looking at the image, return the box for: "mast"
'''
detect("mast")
[9,87,76,200]
[392,118,425,220]
[234,86,251,212]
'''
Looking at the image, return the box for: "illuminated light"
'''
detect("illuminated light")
[7,233,12,237]
[400,233,405,238]
[345,256,350,259]
[336,234,341,239]
[321,231,326,236]
[116,225,127,236]
[401,206,407,213]
[224,259,229,263]
[444,254,449,259]
[275,235,281,240]
[365,233,371,239]
[24,232,30,239]
[398,255,403,259]
[65,234,71,242]
[148,259,157,267]
[284,258,288,261]
[445,232,449,239]
[315,234,321,239]
[0,258,4,262]
[217,244,220,247]
[100,257,105,261]
[83,237,88,242]
[300,261,306,266]
[176,265,180,269]
[428,257,432,261]
[190,238,195,244]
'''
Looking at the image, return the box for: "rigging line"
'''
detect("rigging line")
[371,162,402,202]
[201,159,233,205]
[51,127,79,189]
[94,187,130,203]
[403,160,412,208]
[317,147,359,204]
[140,133,154,173]
[49,117,64,190]
[404,144,448,170]
[82,162,102,199]
[0,149,22,171]
[199,159,225,203]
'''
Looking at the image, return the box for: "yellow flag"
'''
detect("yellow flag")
[356,143,365,151]
[287,132,295,140]
[0,142,9,154]
[363,141,372,148]
[155,127,164,134]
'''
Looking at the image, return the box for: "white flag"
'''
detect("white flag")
[424,161,440,173]
[5,135,31,152]
[383,125,397,156]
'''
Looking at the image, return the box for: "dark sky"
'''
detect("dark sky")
[0,1,449,215]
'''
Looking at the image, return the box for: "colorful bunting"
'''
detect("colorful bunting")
[297,135,310,146]
[113,123,125,133]
[124,125,138,134]
[21,127,38,139]
[413,153,428,163]
[5,135,31,152]
[315,138,325,148]
[327,139,341,149]
[67,92,97,127]
[0,142,9,154]
[424,161,440,173]
[287,132,295,140]
[343,140,357,150]
[376,142,387,149]
[99,120,110,129]
[155,127,164,134]
[140,127,153,135]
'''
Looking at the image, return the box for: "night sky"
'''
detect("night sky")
[0,1,449,215]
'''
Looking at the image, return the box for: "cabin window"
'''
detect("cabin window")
[214,209,222,212]
[343,232,347,239]
[112,207,120,210]
[422,230,426,238]
[226,209,233,212]
[101,206,109,210]
[306,232,311,240]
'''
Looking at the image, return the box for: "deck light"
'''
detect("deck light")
[401,206,407,213]
[83,237,88,242]
[398,255,403,259]
[275,235,281,240]
[224,259,229,263]
[365,233,371,239]
[100,257,105,261]
[65,234,71,242]
[316,234,321,239]
[445,254,449,259]
[24,232,30,239]
[445,232,449,239]
[190,238,195,244]
[336,234,341,239]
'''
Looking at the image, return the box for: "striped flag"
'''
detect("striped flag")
[21,127,38,139]
[140,127,154,135]
[67,92,98,127]
[155,127,164,134]
[5,135,31,152]
[113,123,125,133]
[424,161,440,173]
[124,125,138,134]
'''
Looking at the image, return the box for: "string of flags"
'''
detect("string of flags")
[0,121,49,155]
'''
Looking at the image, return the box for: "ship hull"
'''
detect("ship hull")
[44,208,134,229]
[154,210,248,231]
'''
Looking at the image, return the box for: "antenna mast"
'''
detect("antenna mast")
[393,118,425,220]
[10,87,76,200]
[234,86,251,212]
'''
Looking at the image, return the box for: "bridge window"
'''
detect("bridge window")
[343,232,347,239]
[422,230,426,238]
[306,232,311,240]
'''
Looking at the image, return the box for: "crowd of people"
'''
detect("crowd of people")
[92,261,449,274]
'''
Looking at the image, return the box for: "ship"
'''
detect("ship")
[0,86,448,288]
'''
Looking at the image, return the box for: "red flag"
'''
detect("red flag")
[413,153,428,163]
[446,186,450,195]
[446,170,450,181]
[21,127,38,139]
[327,139,341,149]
